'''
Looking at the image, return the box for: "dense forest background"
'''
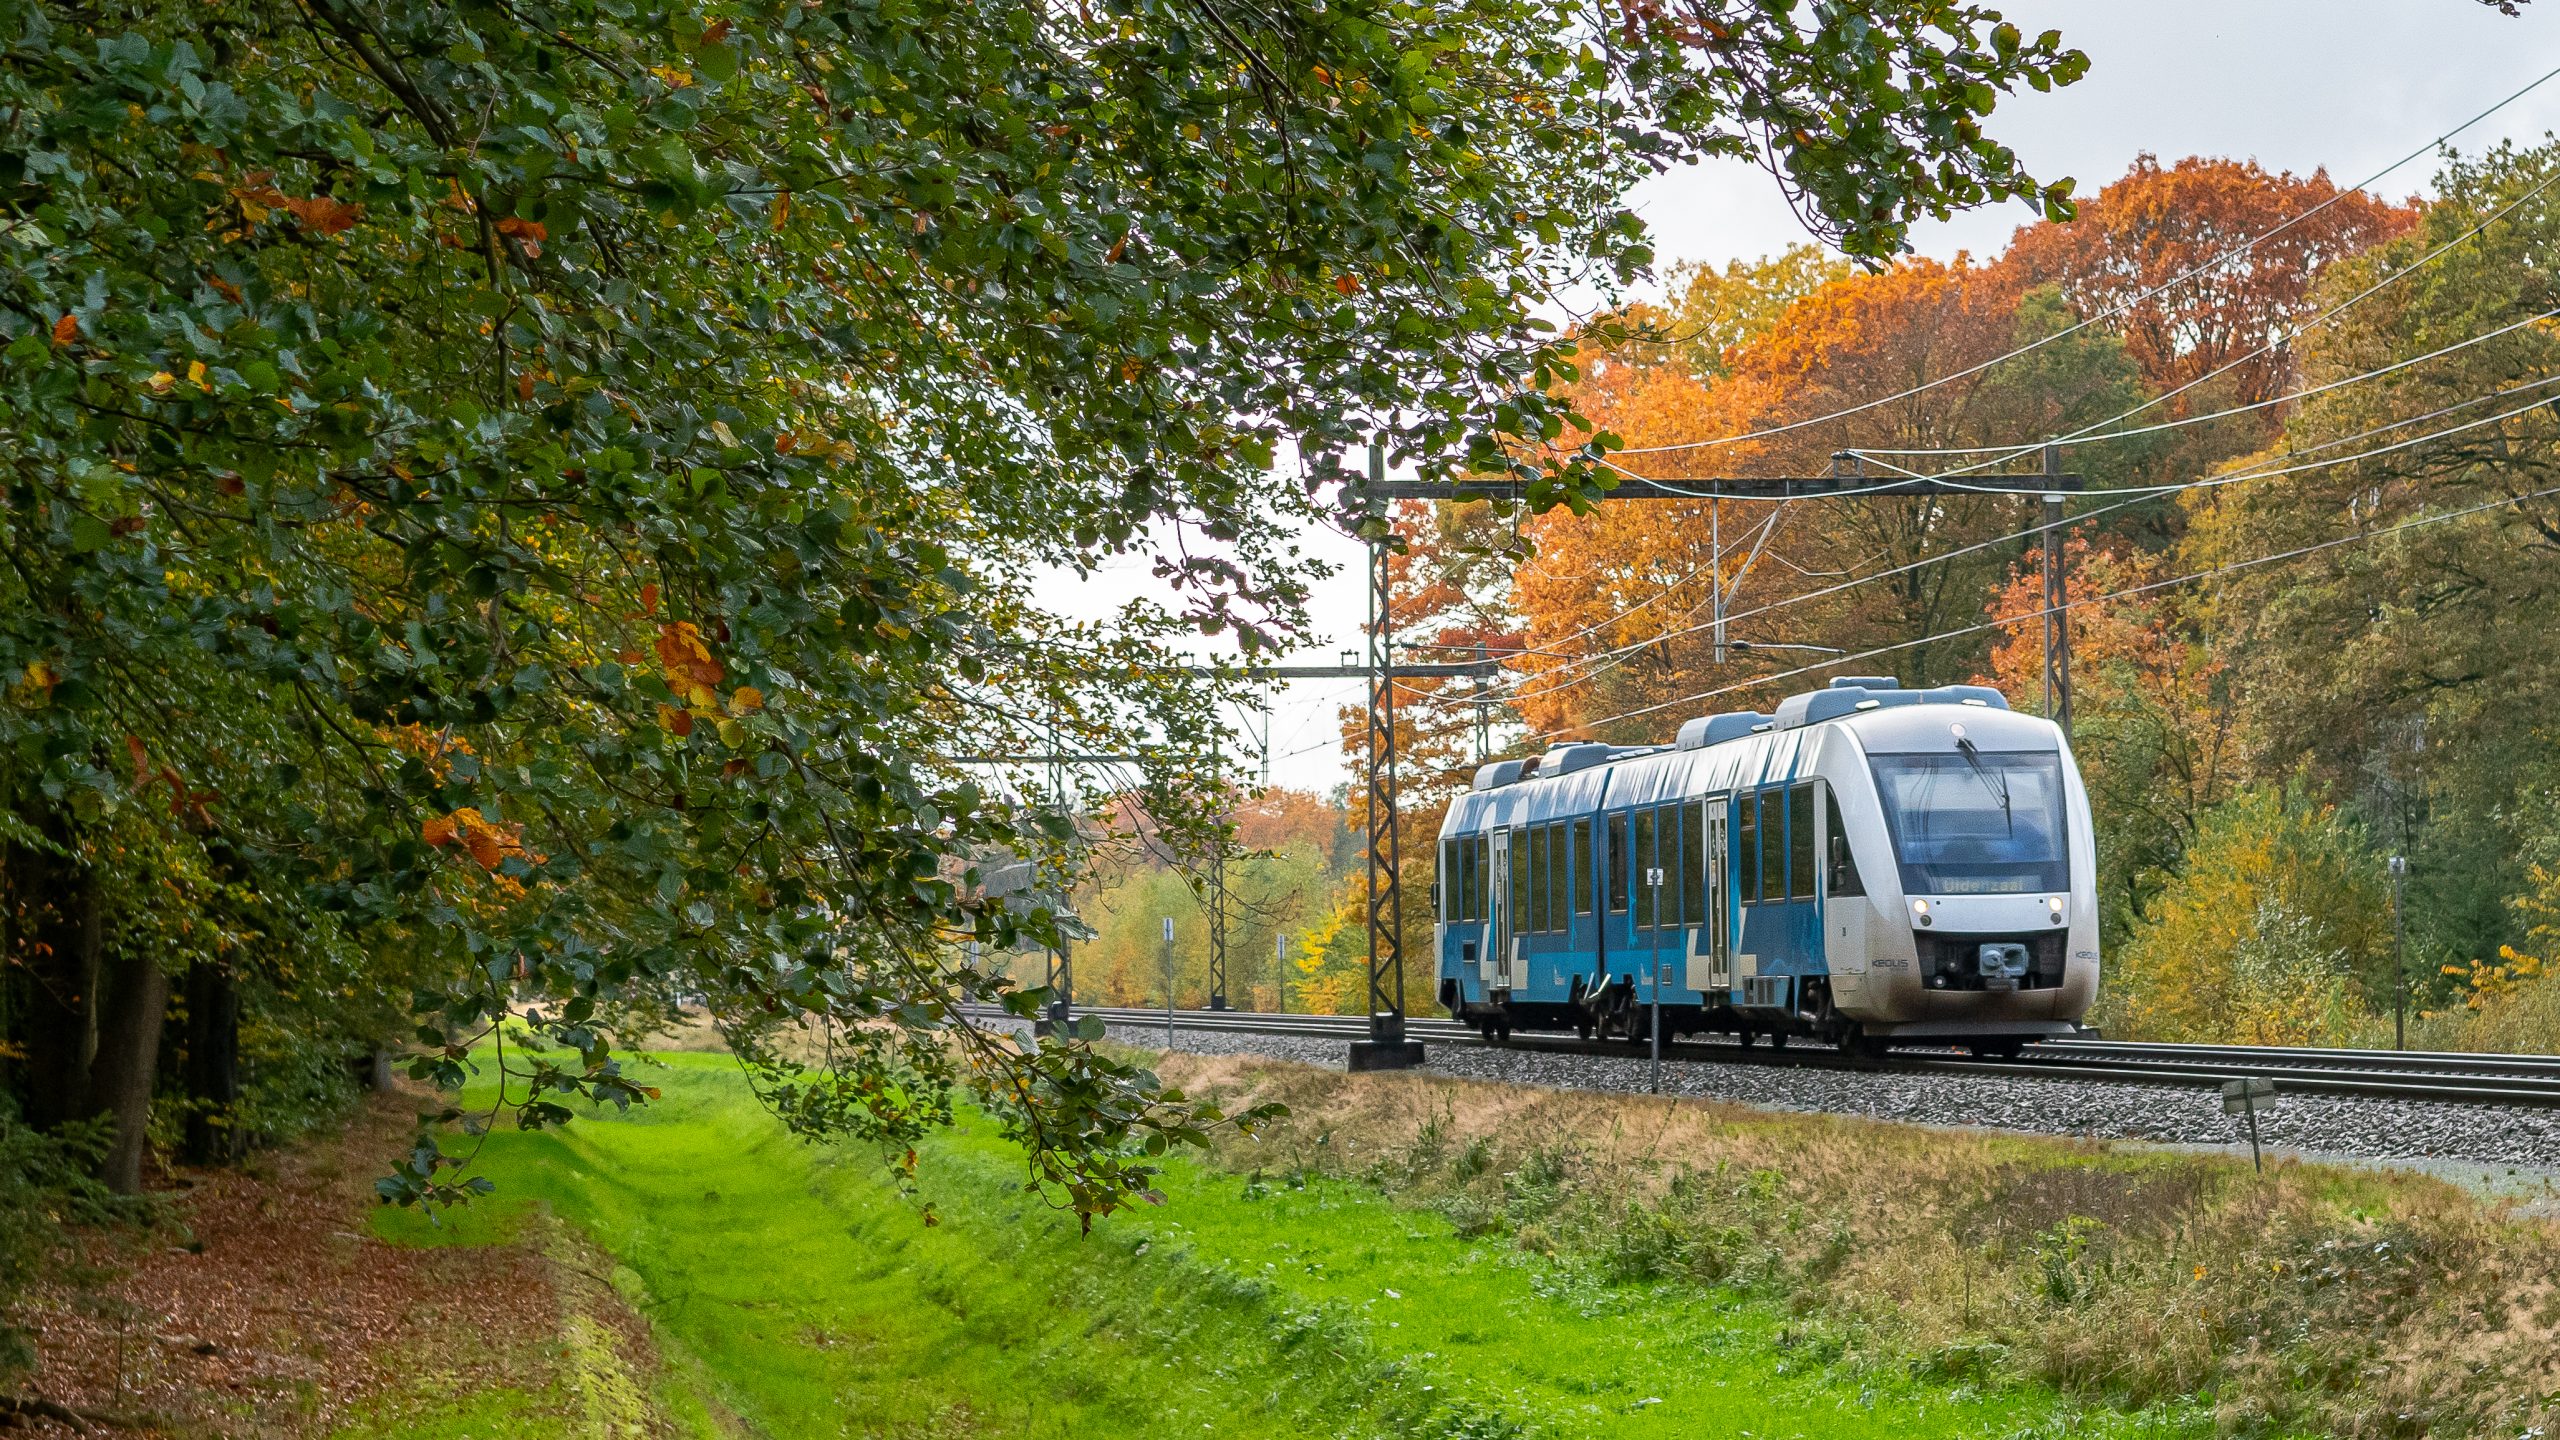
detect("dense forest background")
[1053,147,2560,1053]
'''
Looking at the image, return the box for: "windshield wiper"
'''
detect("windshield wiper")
[1954,737,2014,834]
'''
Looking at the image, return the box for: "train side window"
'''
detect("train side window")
[1682,801,1706,926]
[1789,784,1817,901]
[1530,823,1551,934]
[1606,813,1629,912]
[1546,822,1569,931]
[1824,789,1862,897]
[1632,808,1657,929]
[1523,824,1539,933]
[1540,821,1560,931]
[1658,799,1679,922]
[1451,836,1471,922]
[1759,791,1783,904]
[1571,818,1593,916]
[1735,796,1757,905]
[1546,819,1566,932]
[1476,836,1491,920]
[1545,821,1564,930]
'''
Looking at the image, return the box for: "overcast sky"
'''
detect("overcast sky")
[1066,1,2560,797]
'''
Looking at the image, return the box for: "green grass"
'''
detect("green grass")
[367,1051,2202,1438]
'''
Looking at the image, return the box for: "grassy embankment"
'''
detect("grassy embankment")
[362,1049,2208,1439]
[360,1045,2560,1440]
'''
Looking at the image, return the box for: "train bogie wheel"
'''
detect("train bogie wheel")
[1768,1030,1789,1051]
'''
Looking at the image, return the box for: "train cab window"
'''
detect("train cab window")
[1682,801,1706,926]
[1735,797,1758,905]
[1606,813,1629,913]
[1758,792,1783,904]
[1824,790,1862,898]
[1571,818,1593,916]
[1632,808,1657,928]
[1438,839,1455,919]
[1789,785,1817,901]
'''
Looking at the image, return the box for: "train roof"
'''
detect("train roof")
[1467,678,2020,795]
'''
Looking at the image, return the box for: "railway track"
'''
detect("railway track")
[973,1004,2560,1110]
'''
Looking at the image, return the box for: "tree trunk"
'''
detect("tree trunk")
[181,959,241,1166]
[14,826,101,1133]
[89,949,171,1195]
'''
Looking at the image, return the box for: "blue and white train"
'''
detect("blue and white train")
[1433,678,2099,1056]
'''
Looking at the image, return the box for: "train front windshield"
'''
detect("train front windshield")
[1868,751,2068,896]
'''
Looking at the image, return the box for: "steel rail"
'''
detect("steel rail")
[969,1005,2560,1110]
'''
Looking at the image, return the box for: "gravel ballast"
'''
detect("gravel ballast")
[987,1017,2560,1174]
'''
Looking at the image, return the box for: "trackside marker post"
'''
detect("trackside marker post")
[1646,867,1666,1094]
[2221,1077,2277,1172]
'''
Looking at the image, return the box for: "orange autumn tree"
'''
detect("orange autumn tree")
[1513,257,2154,743]
[2000,153,2415,463]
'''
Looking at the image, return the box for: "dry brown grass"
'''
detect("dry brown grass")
[1158,1053,2560,1440]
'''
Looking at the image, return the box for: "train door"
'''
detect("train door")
[1568,816,1594,972]
[1696,798,1730,994]
[1649,804,1679,1003]
[1488,828,1512,991]
[1821,781,1868,1006]
[1603,810,1630,986]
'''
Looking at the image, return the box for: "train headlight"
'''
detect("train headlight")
[1910,898,1929,917]
[2046,895,2065,924]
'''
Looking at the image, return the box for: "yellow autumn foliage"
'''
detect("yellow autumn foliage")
[2096,789,2386,1045]
[2410,859,2560,1053]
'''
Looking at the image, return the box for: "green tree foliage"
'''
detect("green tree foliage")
[1666,245,1857,376]
[0,1102,149,1389]
[0,0,2087,1213]
[2185,140,2560,994]
[2095,789,2386,1045]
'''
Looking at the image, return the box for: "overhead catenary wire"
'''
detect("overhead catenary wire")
[1536,479,2560,742]
[1893,162,2560,483]
[1409,155,2560,682]
[1442,73,2560,728]
[1607,59,2560,460]
[1843,302,2560,457]
[1446,372,2560,713]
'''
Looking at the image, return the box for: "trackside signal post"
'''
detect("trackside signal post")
[1345,450,2083,1074]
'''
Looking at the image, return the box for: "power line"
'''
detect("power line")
[1846,302,2560,457]
[1474,375,2560,711]
[1608,60,2560,460]
[1906,162,2560,482]
[1538,479,2560,741]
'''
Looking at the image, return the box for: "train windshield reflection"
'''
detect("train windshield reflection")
[1868,751,2067,896]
